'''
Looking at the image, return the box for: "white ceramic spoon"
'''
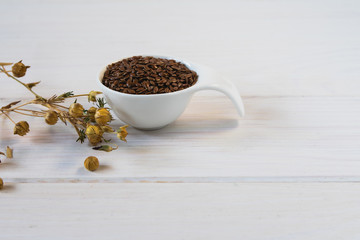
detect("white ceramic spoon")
[98,56,245,130]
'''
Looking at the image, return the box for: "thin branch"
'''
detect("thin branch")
[52,103,69,110]
[12,108,44,114]
[68,119,82,137]
[13,110,44,117]
[1,111,16,124]
[1,66,44,100]
[4,100,35,111]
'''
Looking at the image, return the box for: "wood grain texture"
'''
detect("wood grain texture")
[1,0,360,238]
[0,0,359,98]
[1,96,360,181]
[1,183,360,240]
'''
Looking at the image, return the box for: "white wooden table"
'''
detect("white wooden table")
[1,0,360,239]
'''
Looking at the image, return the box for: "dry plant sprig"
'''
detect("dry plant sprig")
[0,61,129,149]
[0,146,13,163]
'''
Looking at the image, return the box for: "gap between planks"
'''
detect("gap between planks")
[4,176,360,183]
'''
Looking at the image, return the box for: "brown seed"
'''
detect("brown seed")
[102,56,198,95]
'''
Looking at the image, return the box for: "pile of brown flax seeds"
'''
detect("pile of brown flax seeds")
[102,56,198,94]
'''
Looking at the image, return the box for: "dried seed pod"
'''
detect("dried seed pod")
[1,100,21,110]
[6,146,13,158]
[26,81,40,89]
[84,156,99,171]
[85,125,103,145]
[101,125,114,133]
[92,144,118,152]
[95,108,111,126]
[87,107,97,122]
[69,103,84,118]
[12,60,30,78]
[14,121,30,136]
[0,178,3,190]
[44,110,58,125]
[88,91,102,102]
[117,125,129,142]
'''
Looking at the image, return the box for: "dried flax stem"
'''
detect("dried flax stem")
[12,110,44,117]
[1,66,43,100]
[0,60,128,147]
[1,111,16,124]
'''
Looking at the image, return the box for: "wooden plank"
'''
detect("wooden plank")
[1,182,360,239]
[0,0,359,97]
[1,96,359,181]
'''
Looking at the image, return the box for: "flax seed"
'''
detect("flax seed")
[102,56,198,95]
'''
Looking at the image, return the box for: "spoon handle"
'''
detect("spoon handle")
[191,64,245,117]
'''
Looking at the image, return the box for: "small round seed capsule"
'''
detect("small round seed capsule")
[45,110,58,125]
[12,60,30,78]
[13,121,30,136]
[95,108,111,125]
[69,103,84,118]
[84,156,99,171]
[87,107,97,122]
[85,125,103,145]
[88,91,102,102]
